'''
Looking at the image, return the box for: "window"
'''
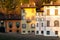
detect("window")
[28,31,30,33]
[21,9,25,13]
[8,22,13,28]
[47,20,50,27]
[42,23,43,27]
[32,30,35,33]
[17,30,19,33]
[23,31,25,33]
[16,22,20,28]
[36,18,39,21]
[54,20,59,27]
[0,21,4,25]
[31,24,35,28]
[47,9,50,16]
[22,24,26,28]
[9,30,12,32]
[55,31,58,35]
[36,13,39,16]
[36,31,39,34]
[47,31,50,35]
[55,9,58,16]
[0,21,4,26]
[40,12,43,16]
[41,31,44,34]
[37,23,38,27]
[21,16,25,20]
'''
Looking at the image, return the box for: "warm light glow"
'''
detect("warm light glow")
[28,4,29,7]
[33,2,35,6]
[21,3,22,5]
[24,8,36,20]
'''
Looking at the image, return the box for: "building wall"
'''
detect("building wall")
[43,6,60,36]
[35,6,60,36]
[21,7,36,34]
[6,20,21,33]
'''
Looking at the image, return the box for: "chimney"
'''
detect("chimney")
[50,1,53,5]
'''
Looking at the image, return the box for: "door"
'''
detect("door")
[0,21,5,33]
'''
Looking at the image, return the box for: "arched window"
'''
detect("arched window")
[8,22,13,28]
[31,24,35,28]
[16,22,20,28]
[54,20,59,27]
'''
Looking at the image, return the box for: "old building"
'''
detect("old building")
[35,1,60,37]
[21,3,36,34]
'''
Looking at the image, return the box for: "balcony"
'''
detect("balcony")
[0,13,6,20]
[7,14,21,20]
[0,13,21,20]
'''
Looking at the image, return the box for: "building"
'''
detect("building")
[35,1,60,36]
[35,11,45,35]
[43,4,60,36]
[0,12,21,33]
[21,3,36,34]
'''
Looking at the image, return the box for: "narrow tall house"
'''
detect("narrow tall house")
[21,3,36,34]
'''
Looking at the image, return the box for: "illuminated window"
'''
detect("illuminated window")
[55,9,58,15]
[54,20,59,27]
[47,9,50,16]
[31,24,35,28]
[8,22,13,28]
[22,24,26,28]
[0,21,4,26]
[16,22,20,28]
[47,20,50,27]
[55,31,58,35]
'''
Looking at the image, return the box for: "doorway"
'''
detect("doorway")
[0,21,5,33]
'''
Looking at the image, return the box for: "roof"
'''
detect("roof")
[43,0,60,6]
[20,4,36,8]
[43,4,60,6]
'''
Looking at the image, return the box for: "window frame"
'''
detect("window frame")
[47,31,50,35]
[8,22,13,28]
[47,20,50,27]
[16,22,20,28]
[54,20,59,27]
[22,24,26,28]
[31,24,35,28]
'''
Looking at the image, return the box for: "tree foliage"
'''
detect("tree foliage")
[35,0,57,8]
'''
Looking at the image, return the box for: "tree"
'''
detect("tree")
[35,0,57,9]
[21,0,29,4]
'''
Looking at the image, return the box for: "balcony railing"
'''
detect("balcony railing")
[0,14,21,20]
